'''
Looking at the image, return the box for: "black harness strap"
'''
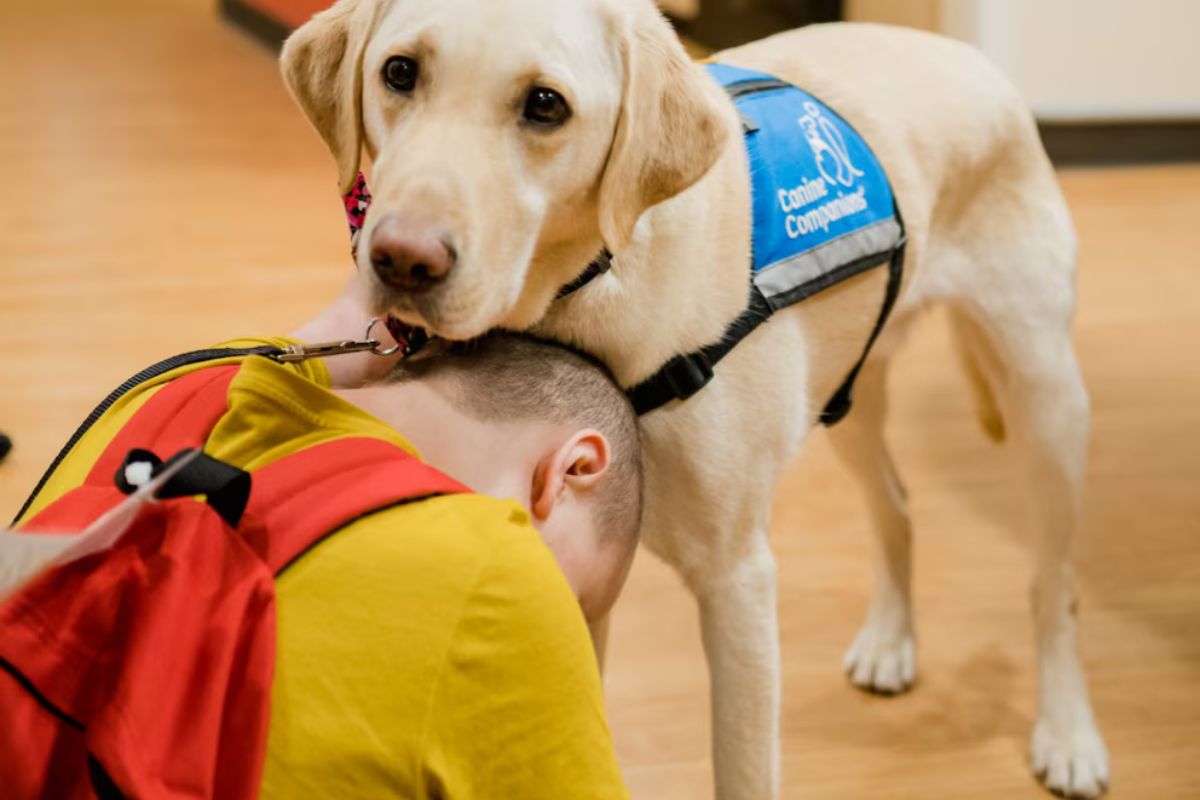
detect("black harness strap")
[556,249,613,299]
[600,72,907,421]
[818,235,907,426]
[626,286,773,414]
[624,235,906,420]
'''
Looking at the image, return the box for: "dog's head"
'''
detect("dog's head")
[282,0,727,339]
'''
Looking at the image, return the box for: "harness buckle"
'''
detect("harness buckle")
[662,352,715,401]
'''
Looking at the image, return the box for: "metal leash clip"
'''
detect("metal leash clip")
[275,339,379,363]
[273,318,404,363]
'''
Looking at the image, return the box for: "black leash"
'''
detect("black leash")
[11,345,281,526]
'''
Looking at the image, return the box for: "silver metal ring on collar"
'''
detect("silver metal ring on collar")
[366,318,402,357]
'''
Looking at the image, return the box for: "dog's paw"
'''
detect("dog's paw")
[843,624,915,695]
[1031,718,1110,798]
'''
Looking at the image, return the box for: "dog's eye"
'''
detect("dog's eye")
[383,56,419,93]
[522,87,571,128]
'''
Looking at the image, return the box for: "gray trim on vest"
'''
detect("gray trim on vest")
[753,217,904,307]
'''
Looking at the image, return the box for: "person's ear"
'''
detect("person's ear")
[597,3,730,251]
[531,430,612,522]
[280,0,381,193]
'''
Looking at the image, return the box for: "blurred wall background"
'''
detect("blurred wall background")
[223,0,1200,160]
[847,0,1200,122]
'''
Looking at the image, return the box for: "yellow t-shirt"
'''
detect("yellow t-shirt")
[18,339,629,799]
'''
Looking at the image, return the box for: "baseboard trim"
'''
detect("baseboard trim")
[1039,120,1200,165]
[220,0,290,50]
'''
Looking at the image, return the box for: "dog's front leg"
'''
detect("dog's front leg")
[694,532,781,800]
[635,325,807,800]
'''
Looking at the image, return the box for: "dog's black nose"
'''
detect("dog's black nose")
[369,217,455,293]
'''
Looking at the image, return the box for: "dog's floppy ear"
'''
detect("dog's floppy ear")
[597,7,729,251]
[281,0,379,193]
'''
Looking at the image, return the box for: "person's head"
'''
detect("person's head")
[356,333,642,620]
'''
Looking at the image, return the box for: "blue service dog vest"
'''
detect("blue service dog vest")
[705,62,904,311]
[625,64,907,424]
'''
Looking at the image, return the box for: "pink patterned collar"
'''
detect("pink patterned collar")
[341,172,429,357]
[342,172,372,257]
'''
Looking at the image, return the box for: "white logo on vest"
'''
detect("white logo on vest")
[798,101,864,188]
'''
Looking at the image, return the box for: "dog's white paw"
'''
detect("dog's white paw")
[1031,718,1110,798]
[843,624,915,695]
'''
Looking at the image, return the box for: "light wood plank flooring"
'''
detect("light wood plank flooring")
[1,2,1196,797]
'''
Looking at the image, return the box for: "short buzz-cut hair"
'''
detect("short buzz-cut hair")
[386,333,644,549]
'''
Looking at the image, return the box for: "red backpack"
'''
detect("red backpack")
[0,361,468,799]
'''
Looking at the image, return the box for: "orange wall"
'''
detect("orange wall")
[242,0,330,29]
[243,0,690,29]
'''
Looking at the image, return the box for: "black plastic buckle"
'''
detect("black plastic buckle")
[662,352,715,401]
[114,448,251,529]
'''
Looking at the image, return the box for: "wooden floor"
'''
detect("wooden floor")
[2,2,1198,797]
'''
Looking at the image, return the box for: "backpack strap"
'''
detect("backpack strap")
[84,365,239,488]
[238,436,470,574]
[20,366,242,532]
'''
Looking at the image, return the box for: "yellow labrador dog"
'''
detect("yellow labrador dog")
[282,0,1108,797]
